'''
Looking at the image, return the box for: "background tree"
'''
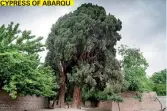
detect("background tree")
[0,22,58,99]
[46,3,123,108]
[151,69,166,84]
[151,69,166,96]
[118,45,153,93]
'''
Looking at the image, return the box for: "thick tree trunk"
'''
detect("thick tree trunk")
[58,61,66,108]
[72,87,81,109]
[58,83,65,108]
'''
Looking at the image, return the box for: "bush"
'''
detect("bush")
[153,84,166,96]
[97,91,108,101]
[82,88,98,102]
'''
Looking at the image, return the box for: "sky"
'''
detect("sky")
[0,0,166,76]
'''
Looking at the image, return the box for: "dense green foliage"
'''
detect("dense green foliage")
[0,22,58,99]
[118,45,153,92]
[82,86,123,102]
[107,94,123,102]
[153,84,166,96]
[151,69,166,96]
[151,69,166,84]
[46,3,124,103]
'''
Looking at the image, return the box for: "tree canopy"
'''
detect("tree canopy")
[45,3,124,108]
[118,45,153,92]
[0,22,58,99]
[151,69,166,84]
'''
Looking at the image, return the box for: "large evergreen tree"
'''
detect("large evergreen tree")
[0,22,58,99]
[45,3,123,108]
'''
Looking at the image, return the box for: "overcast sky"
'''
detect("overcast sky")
[0,0,166,76]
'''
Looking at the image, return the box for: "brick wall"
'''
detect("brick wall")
[0,90,47,111]
[98,92,166,111]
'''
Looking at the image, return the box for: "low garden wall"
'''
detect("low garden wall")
[0,90,47,111]
[0,90,166,111]
[98,92,166,111]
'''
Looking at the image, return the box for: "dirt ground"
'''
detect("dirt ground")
[39,108,110,111]
[39,108,160,111]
